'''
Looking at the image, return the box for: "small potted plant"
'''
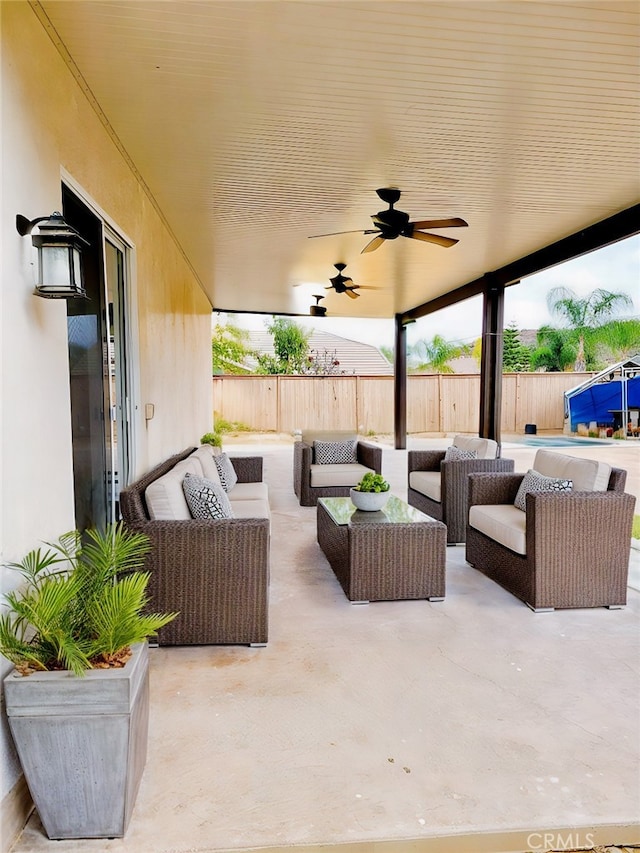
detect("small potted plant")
[0,523,177,840]
[350,472,391,511]
[200,431,223,454]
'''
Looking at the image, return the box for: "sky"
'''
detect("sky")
[219,234,639,351]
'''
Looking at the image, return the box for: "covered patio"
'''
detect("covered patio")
[2,4,639,851]
[12,437,640,853]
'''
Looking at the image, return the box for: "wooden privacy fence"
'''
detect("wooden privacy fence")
[212,373,595,435]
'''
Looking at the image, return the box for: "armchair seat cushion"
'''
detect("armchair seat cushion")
[310,462,375,488]
[469,503,527,555]
[409,470,441,503]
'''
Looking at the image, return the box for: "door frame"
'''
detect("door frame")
[61,170,141,501]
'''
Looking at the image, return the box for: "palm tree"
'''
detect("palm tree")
[408,335,461,373]
[546,287,633,371]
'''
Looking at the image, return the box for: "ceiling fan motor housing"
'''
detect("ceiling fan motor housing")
[372,206,410,239]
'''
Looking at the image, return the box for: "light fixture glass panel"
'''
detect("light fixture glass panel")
[72,247,82,286]
[40,245,72,287]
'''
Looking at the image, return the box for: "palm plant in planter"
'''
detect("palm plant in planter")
[1,523,177,840]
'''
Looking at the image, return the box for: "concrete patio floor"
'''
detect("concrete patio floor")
[11,437,640,853]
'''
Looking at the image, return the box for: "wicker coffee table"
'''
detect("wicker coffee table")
[317,495,446,604]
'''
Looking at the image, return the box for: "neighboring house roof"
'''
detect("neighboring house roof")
[245,329,393,375]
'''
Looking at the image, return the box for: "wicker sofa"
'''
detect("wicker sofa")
[119,446,270,646]
[293,431,383,507]
[465,449,635,611]
[407,435,514,544]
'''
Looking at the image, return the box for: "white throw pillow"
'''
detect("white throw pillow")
[514,469,573,512]
[443,445,477,462]
[314,439,358,465]
[214,452,238,492]
[182,473,233,519]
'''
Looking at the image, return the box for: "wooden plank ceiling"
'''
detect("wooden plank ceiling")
[36,0,640,319]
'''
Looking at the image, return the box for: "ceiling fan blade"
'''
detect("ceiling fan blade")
[346,288,360,299]
[410,231,459,248]
[361,235,386,254]
[308,229,365,239]
[410,218,468,229]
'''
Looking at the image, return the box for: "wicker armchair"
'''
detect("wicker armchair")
[119,448,270,645]
[293,438,382,507]
[465,467,635,611]
[407,440,514,544]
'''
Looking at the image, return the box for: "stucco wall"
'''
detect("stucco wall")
[1,1,212,816]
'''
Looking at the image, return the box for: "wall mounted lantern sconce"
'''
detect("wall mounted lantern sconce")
[16,211,89,299]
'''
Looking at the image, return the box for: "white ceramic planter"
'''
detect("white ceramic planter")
[350,488,390,512]
[4,641,149,839]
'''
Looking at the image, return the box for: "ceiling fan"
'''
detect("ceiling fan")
[309,188,468,254]
[327,263,360,299]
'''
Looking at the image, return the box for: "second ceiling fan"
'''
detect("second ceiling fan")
[325,263,382,299]
[310,187,468,254]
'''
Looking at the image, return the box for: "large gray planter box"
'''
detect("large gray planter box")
[3,640,149,839]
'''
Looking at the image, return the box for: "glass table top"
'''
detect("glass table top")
[319,495,436,526]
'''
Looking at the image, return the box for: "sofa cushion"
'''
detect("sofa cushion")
[453,435,498,460]
[145,458,203,520]
[310,462,374,488]
[532,449,611,491]
[469,504,527,555]
[190,446,223,485]
[444,445,477,462]
[214,452,238,492]
[314,439,358,465]
[514,469,573,512]
[409,470,441,503]
[229,499,271,520]
[227,481,269,502]
[182,473,233,519]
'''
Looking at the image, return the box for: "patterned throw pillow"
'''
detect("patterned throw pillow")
[514,469,573,512]
[314,439,358,465]
[182,473,233,519]
[443,445,477,462]
[214,452,238,492]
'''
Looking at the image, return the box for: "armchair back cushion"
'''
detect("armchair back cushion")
[453,435,498,459]
[532,449,611,491]
[302,430,356,446]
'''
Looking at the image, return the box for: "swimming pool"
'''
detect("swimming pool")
[515,436,613,447]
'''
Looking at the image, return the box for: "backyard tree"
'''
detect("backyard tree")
[211,320,254,374]
[529,326,578,372]
[256,317,311,374]
[502,322,532,372]
[546,287,633,371]
[592,318,640,364]
[408,335,461,373]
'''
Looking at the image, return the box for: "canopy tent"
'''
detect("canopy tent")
[564,356,640,433]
